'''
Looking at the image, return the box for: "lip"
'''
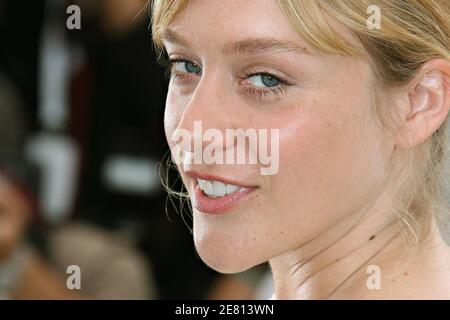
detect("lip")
[186,171,258,214]
[193,184,256,214]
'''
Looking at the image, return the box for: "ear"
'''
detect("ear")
[395,59,450,149]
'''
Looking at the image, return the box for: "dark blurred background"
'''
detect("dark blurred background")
[0,0,270,299]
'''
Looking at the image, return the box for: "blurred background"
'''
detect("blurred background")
[0,0,271,299]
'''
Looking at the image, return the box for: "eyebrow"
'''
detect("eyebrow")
[161,29,310,56]
[222,38,309,56]
[161,29,190,47]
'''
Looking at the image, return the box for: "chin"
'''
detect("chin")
[193,228,259,274]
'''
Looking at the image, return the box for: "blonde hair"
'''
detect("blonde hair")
[152,0,450,247]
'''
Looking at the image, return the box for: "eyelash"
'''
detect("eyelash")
[241,72,289,98]
[163,58,196,80]
[163,58,290,100]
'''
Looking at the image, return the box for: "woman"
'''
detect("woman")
[152,0,450,299]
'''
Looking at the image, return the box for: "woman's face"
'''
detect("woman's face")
[163,0,394,273]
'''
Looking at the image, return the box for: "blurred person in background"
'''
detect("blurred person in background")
[0,0,154,299]
[0,73,154,300]
[0,73,79,299]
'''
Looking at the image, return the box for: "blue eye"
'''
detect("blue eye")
[173,60,202,74]
[248,74,281,88]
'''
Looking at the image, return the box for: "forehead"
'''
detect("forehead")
[164,0,363,57]
[166,0,312,50]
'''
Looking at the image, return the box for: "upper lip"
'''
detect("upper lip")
[185,170,258,188]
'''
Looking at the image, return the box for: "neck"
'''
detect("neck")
[269,193,450,299]
[269,187,407,299]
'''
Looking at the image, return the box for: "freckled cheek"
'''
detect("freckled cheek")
[268,117,342,200]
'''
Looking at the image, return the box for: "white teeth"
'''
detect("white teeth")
[197,178,242,198]
[203,180,213,196]
[226,184,239,194]
[212,181,226,197]
[198,179,205,190]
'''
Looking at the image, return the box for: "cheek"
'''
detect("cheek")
[264,95,387,237]
[272,111,346,207]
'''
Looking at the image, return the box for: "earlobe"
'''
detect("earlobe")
[395,61,450,149]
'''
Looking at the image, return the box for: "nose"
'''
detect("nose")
[171,72,236,155]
